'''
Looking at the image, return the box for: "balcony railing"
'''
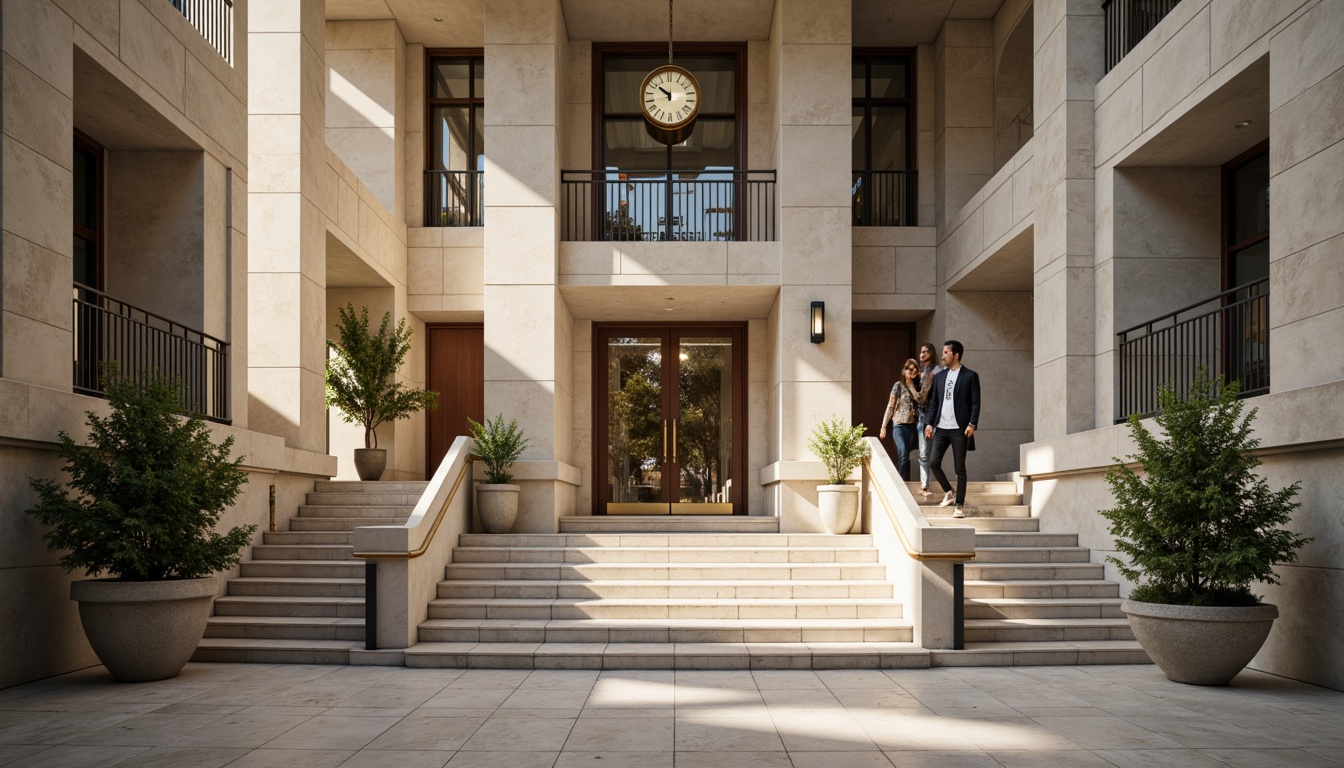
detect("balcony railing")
[169,0,233,63]
[852,170,918,227]
[424,170,484,227]
[561,170,776,242]
[1102,0,1182,73]
[73,284,231,423]
[1116,279,1268,422]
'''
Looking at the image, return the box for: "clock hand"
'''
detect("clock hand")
[658,86,672,98]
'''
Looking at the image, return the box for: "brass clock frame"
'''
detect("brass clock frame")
[640,64,700,146]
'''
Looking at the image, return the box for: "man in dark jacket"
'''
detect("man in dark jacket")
[922,340,980,518]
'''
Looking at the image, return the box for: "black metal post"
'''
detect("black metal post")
[953,562,965,651]
[364,561,378,651]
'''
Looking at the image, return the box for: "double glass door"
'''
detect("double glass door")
[598,325,744,515]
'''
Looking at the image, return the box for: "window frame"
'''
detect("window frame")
[73,129,104,292]
[1221,139,1270,291]
[424,49,485,172]
[851,48,916,173]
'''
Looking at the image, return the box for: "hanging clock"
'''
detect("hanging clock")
[641,64,700,146]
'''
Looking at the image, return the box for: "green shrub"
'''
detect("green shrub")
[326,304,438,449]
[807,415,872,486]
[469,415,529,484]
[1102,369,1311,606]
[26,371,254,581]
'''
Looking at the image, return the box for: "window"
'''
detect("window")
[73,131,103,292]
[1224,143,1269,292]
[852,51,915,226]
[425,51,484,226]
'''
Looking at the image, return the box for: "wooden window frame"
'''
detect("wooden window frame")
[424,49,486,172]
[851,48,917,173]
[73,129,105,291]
[1220,139,1270,291]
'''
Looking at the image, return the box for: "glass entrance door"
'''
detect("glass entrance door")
[598,325,744,515]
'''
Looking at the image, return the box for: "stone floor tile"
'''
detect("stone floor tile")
[263,686,360,709]
[106,746,248,767]
[674,716,784,752]
[671,751,792,768]
[161,714,313,748]
[788,751,896,767]
[1220,714,1344,748]
[446,670,531,689]
[553,751,673,768]
[579,706,672,719]
[1089,749,1228,768]
[520,670,600,689]
[217,748,355,767]
[147,703,246,715]
[3,746,147,768]
[828,688,928,710]
[459,717,576,751]
[750,670,827,690]
[585,679,675,708]
[1030,715,1185,750]
[443,752,558,768]
[882,750,1000,767]
[501,686,591,710]
[259,715,401,751]
[675,671,758,689]
[856,715,981,751]
[494,707,584,719]
[336,749,451,768]
[338,685,448,710]
[1121,714,1293,749]
[236,705,329,717]
[563,717,673,752]
[362,715,484,751]
[420,688,514,710]
[0,710,143,745]
[943,716,1082,751]
[1195,747,1344,767]
[988,750,1117,767]
[772,713,877,752]
[1305,747,1344,763]
[322,707,416,718]
[675,685,766,708]
[759,688,840,709]
[0,746,47,767]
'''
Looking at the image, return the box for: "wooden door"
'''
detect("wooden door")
[426,324,484,474]
[852,323,916,466]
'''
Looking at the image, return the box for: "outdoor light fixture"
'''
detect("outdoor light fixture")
[1235,120,1252,128]
[810,301,825,343]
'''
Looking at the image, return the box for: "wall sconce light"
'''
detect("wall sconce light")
[810,301,825,343]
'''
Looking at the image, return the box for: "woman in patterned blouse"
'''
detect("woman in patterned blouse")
[879,358,928,481]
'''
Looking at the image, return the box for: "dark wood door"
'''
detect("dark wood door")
[426,324,484,474]
[852,323,916,466]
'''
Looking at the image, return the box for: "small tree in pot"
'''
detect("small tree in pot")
[27,370,254,682]
[1103,369,1311,685]
[326,304,438,480]
[469,415,529,534]
[807,415,871,534]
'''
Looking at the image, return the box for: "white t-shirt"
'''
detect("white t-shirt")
[937,367,961,430]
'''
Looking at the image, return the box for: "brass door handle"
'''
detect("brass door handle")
[672,419,677,462]
[662,419,668,464]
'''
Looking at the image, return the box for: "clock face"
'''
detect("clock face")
[641,65,700,129]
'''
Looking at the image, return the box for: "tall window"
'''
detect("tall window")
[73,131,103,291]
[1222,141,1270,396]
[425,52,484,226]
[852,51,915,226]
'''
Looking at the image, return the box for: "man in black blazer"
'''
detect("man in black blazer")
[922,340,980,518]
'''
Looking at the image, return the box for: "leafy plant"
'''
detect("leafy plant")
[1102,369,1312,607]
[26,370,254,581]
[326,304,438,449]
[469,415,529,484]
[807,415,872,485]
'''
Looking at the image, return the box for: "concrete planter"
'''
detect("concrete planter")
[354,448,386,481]
[1122,599,1279,686]
[817,484,860,534]
[70,577,217,682]
[478,484,520,534]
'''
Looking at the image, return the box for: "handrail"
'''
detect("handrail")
[352,456,473,560]
[862,456,976,561]
[74,283,228,348]
[1116,278,1267,338]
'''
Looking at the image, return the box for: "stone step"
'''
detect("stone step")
[963,618,1135,643]
[305,493,422,506]
[559,516,781,533]
[250,544,355,561]
[227,577,364,598]
[964,598,1127,620]
[426,597,903,621]
[973,532,1078,547]
[965,579,1121,599]
[906,480,1018,495]
[923,505,1032,518]
[417,618,914,645]
[403,641,930,670]
[437,579,894,600]
[916,494,1023,507]
[970,546,1092,564]
[240,559,366,579]
[449,546,879,564]
[289,517,405,531]
[313,481,429,494]
[204,615,364,641]
[263,531,353,546]
[929,641,1150,667]
[297,505,413,519]
[214,595,365,618]
[441,561,889,582]
[963,562,1105,580]
[193,638,363,665]
[458,533,873,548]
[929,517,1039,531]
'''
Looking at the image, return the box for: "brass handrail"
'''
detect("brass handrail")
[862,457,976,562]
[352,457,474,560]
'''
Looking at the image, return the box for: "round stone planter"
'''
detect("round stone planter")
[70,577,217,682]
[817,484,860,534]
[478,483,520,534]
[1122,599,1279,686]
[353,448,387,481]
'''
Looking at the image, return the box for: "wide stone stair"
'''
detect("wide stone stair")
[192,480,426,664]
[405,516,924,670]
[913,480,1150,666]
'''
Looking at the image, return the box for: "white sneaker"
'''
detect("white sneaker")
[938,490,955,507]
[952,507,965,519]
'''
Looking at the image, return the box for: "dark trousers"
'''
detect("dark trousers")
[892,422,917,481]
[929,427,969,505]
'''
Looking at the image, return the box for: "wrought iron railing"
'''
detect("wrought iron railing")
[561,170,776,242]
[1116,279,1268,422]
[73,284,231,423]
[1102,0,1182,73]
[169,0,233,63]
[852,170,918,226]
[424,170,484,227]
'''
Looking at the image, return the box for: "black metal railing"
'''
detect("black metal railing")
[1116,279,1268,422]
[169,0,233,63]
[424,170,484,227]
[852,170,918,227]
[561,170,776,242]
[1102,0,1182,73]
[73,283,231,423]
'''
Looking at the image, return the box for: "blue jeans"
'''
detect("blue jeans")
[893,422,917,481]
[916,415,932,489]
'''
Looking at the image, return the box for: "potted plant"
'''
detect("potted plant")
[26,370,254,682]
[326,304,438,480]
[469,415,529,534]
[1102,369,1312,685]
[807,415,872,534]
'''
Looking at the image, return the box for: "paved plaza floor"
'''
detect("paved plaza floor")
[0,663,1342,767]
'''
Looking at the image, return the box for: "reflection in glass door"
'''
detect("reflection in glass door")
[673,337,733,513]
[606,336,666,513]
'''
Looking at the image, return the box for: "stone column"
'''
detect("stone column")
[934,19,995,229]
[1031,2,1101,439]
[766,0,854,531]
[482,0,576,531]
[247,0,328,452]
